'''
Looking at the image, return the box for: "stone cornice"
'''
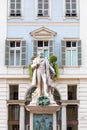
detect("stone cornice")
[7,22,79,26]
[25,104,61,113]
[7,100,25,105]
[61,100,80,105]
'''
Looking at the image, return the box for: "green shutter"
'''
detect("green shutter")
[33,40,38,56]
[21,40,26,66]
[49,40,53,57]
[5,40,9,65]
[61,40,66,66]
[77,40,81,66]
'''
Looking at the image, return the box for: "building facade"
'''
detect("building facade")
[0,0,87,130]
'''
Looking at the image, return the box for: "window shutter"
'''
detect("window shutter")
[77,40,81,66]
[21,40,26,66]
[5,40,9,65]
[61,40,66,66]
[33,40,38,56]
[49,40,53,57]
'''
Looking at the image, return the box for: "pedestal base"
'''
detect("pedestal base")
[26,103,60,114]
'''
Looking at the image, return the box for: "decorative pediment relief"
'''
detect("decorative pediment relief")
[30,27,57,39]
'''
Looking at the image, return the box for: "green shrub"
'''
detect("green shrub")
[49,55,59,80]
[28,64,33,81]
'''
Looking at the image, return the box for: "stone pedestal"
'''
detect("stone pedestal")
[25,103,61,130]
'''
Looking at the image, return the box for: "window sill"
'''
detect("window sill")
[61,100,80,105]
[6,66,27,68]
[35,16,51,20]
[7,100,25,105]
[60,66,81,69]
[8,16,24,20]
[63,16,79,20]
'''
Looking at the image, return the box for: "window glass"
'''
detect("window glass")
[44,41,48,46]
[38,41,43,47]
[16,42,20,47]
[10,41,15,47]
[66,41,77,66]
[72,42,76,47]
[34,41,53,59]
[10,0,21,16]
[16,50,20,65]
[72,50,77,66]
[10,85,18,100]
[66,50,71,66]
[44,50,48,59]
[37,0,49,16]
[10,50,14,65]
[8,105,20,120]
[65,0,77,17]
[66,41,71,47]
[10,41,21,66]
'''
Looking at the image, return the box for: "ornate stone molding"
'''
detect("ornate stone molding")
[30,27,57,40]
[25,104,61,113]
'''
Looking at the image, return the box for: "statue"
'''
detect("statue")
[31,52,55,98]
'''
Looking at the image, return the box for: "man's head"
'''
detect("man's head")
[38,51,44,58]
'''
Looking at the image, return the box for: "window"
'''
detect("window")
[37,0,49,17]
[5,40,26,66]
[8,105,20,120]
[8,105,20,130]
[67,105,78,130]
[61,40,81,66]
[33,40,53,59]
[25,109,30,130]
[68,85,77,100]
[9,0,21,17]
[65,0,77,17]
[9,85,18,100]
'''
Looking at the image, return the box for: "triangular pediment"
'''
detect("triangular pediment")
[30,27,57,39]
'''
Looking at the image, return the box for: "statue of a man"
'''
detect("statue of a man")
[31,52,55,97]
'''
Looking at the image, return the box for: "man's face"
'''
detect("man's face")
[39,52,44,58]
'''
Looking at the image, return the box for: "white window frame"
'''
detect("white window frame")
[63,0,79,19]
[35,0,51,19]
[65,41,77,66]
[37,41,49,59]
[9,41,21,66]
[33,40,54,59]
[8,0,23,18]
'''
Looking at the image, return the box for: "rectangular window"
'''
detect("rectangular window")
[67,105,78,130]
[68,85,77,100]
[65,0,77,17]
[66,41,77,66]
[37,0,49,17]
[9,85,18,100]
[10,0,21,17]
[5,40,26,66]
[8,105,20,120]
[33,40,53,59]
[8,105,20,130]
[25,109,30,130]
[9,41,21,66]
[61,40,81,66]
